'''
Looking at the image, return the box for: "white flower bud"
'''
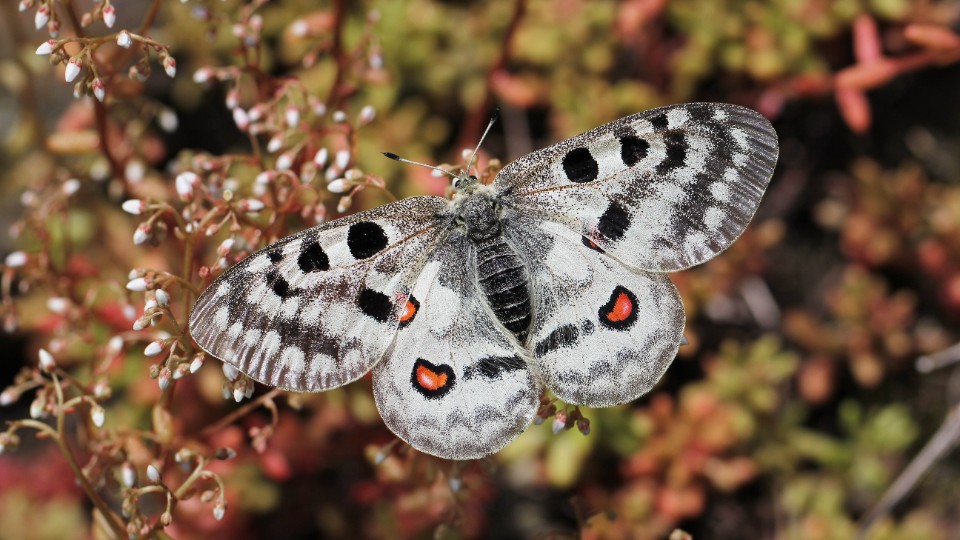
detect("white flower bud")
[155,289,170,305]
[106,335,124,356]
[336,195,352,213]
[276,151,294,171]
[162,56,176,78]
[285,106,300,127]
[332,110,347,123]
[62,178,80,195]
[266,134,283,153]
[327,179,347,193]
[34,4,49,29]
[125,159,145,183]
[122,462,137,487]
[222,362,239,381]
[5,251,28,268]
[91,78,105,102]
[193,67,212,84]
[335,150,350,170]
[189,355,204,373]
[116,30,132,48]
[64,58,82,82]
[290,19,308,37]
[144,341,164,357]
[238,199,264,213]
[146,464,161,483]
[175,172,198,201]
[313,148,328,167]
[36,40,54,55]
[90,404,105,427]
[39,348,55,372]
[358,105,375,125]
[126,277,149,291]
[158,109,178,132]
[122,199,146,215]
[46,297,69,314]
[213,501,226,521]
[132,224,150,245]
[233,386,245,402]
[232,108,249,130]
[102,4,116,28]
[0,387,21,406]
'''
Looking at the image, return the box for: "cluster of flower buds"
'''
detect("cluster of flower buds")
[533,397,591,435]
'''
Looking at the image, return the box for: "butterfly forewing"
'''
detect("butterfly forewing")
[495,103,778,272]
[189,196,449,392]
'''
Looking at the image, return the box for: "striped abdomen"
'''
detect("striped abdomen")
[474,236,531,342]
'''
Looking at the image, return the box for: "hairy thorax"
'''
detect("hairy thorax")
[452,181,532,342]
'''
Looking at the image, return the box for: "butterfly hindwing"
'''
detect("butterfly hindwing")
[372,230,541,460]
[495,103,778,272]
[505,218,684,407]
[189,196,449,392]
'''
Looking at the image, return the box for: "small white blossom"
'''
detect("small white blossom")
[106,335,124,356]
[335,150,350,170]
[332,110,347,123]
[158,109,178,132]
[222,362,239,381]
[336,195,352,213]
[0,387,20,406]
[155,289,170,305]
[232,108,249,130]
[126,277,149,291]
[122,199,146,215]
[35,40,54,55]
[266,134,283,153]
[327,178,347,193]
[125,159,145,183]
[39,348,55,373]
[238,199,264,213]
[290,19,308,37]
[132,224,150,245]
[233,386,245,402]
[46,297,69,314]
[313,148,328,167]
[358,105,375,125]
[91,78,105,102]
[285,106,300,127]
[213,501,226,521]
[189,355,204,373]
[102,4,116,27]
[90,404,105,427]
[64,58,82,82]
[5,251,28,268]
[193,67,212,84]
[30,397,45,419]
[144,341,164,357]
[62,178,80,195]
[157,368,171,390]
[121,462,137,487]
[146,464,161,483]
[116,30,132,48]
[276,151,294,171]
[162,56,176,78]
[175,171,198,201]
[34,4,49,29]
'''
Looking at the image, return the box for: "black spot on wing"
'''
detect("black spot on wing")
[347,221,389,259]
[267,250,283,264]
[620,136,649,167]
[562,147,599,183]
[657,132,687,174]
[266,268,294,299]
[650,113,669,130]
[357,288,392,323]
[464,355,526,380]
[535,324,580,357]
[597,201,631,241]
[298,238,330,272]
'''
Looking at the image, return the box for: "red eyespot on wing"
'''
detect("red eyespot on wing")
[410,358,455,398]
[398,295,420,328]
[599,286,639,330]
[607,291,633,322]
[581,235,604,252]
[416,364,447,390]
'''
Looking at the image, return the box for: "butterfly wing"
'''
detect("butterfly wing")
[504,217,684,407]
[495,103,778,272]
[372,230,541,460]
[189,196,449,392]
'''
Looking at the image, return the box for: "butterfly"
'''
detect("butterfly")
[189,103,778,460]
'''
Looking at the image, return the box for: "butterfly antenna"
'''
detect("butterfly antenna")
[382,152,458,180]
[465,106,500,175]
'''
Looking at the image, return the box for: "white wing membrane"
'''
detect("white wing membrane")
[496,103,778,272]
[505,218,684,407]
[190,196,448,392]
[372,231,541,460]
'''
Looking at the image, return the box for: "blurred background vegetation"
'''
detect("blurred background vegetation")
[1,0,960,538]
